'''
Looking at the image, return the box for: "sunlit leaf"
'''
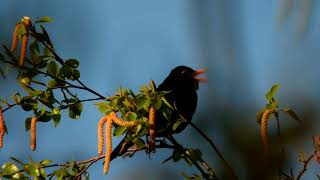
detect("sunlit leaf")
[35,16,53,23]
[282,108,302,123]
[265,84,280,101]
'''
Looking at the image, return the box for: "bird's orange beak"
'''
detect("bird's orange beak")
[193,68,207,83]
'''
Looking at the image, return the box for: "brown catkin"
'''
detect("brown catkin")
[98,116,108,156]
[103,118,113,174]
[18,17,31,67]
[261,109,274,153]
[30,117,37,151]
[148,106,156,151]
[0,108,5,148]
[11,23,21,53]
[110,112,136,127]
[18,35,29,67]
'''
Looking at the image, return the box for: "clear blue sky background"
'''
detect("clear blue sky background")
[1,1,320,179]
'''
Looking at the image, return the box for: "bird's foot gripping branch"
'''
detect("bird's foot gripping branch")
[0,16,225,179]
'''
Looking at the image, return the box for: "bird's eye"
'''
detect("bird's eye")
[181,70,187,74]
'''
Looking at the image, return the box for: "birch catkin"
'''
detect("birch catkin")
[11,23,21,53]
[110,112,136,127]
[98,116,108,156]
[30,117,37,151]
[0,108,5,148]
[261,109,274,153]
[19,17,31,67]
[103,118,113,174]
[148,106,156,151]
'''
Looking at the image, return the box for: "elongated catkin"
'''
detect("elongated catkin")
[110,112,136,127]
[103,118,113,174]
[148,107,156,151]
[18,17,31,67]
[98,116,108,155]
[11,23,21,53]
[0,108,5,148]
[30,117,37,151]
[261,109,274,153]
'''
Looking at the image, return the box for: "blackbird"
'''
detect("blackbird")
[110,66,206,160]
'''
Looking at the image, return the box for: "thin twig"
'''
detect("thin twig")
[190,122,238,180]
[296,154,313,180]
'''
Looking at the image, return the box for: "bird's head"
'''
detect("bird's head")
[163,66,207,91]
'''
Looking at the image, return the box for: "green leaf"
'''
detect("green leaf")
[23,164,40,176]
[135,124,142,134]
[21,97,38,111]
[126,112,137,121]
[59,66,80,80]
[1,162,20,175]
[48,79,65,88]
[265,84,280,101]
[173,120,185,131]
[161,97,174,110]
[149,80,156,93]
[54,168,68,179]
[35,16,53,23]
[94,101,110,113]
[39,160,52,166]
[47,61,59,77]
[25,117,32,131]
[133,138,145,148]
[152,98,162,110]
[13,92,22,104]
[113,126,127,137]
[282,108,302,123]
[51,108,61,126]
[65,59,79,68]
[69,100,83,119]
[29,90,43,97]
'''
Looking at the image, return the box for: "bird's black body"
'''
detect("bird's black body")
[110,66,203,160]
[156,66,198,134]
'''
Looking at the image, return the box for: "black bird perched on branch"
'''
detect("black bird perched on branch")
[110,66,207,160]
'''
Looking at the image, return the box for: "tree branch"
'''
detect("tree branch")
[190,122,238,180]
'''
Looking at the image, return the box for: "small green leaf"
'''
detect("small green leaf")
[126,112,137,121]
[47,61,59,77]
[113,126,127,137]
[21,97,38,111]
[161,97,174,110]
[23,164,40,177]
[65,59,79,68]
[266,84,280,101]
[13,92,22,104]
[282,108,302,123]
[1,162,20,175]
[39,160,53,166]
[173,120,185,131]
[149,80,156,93]
[51,108,61,126]
[152,98,162,110]
[35,16,53,23]
[94,101,110,113]
[133,138,145,148]
[69,100,83,119]
[25,117,32,131]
